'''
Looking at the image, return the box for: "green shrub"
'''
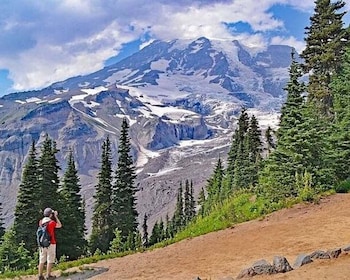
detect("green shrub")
[334,180,350,193]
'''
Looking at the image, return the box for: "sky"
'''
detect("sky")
[0,0,349,96]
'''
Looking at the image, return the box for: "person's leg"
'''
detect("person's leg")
[38,247,47,279]
[46,244,56,278]
[46,262,53,277]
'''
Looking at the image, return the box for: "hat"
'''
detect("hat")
[43,207,54,217]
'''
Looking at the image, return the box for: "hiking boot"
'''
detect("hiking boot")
[45,276,56,280]
[38,276,45,280]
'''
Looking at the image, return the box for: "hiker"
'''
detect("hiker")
[38,207,62,280]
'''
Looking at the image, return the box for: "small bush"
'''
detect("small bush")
[334,180,350,193]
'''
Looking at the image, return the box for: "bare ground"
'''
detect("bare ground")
[24,193,350,280]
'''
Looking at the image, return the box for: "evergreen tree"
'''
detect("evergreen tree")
[259,51,331,199]
[0,202,5,239]
[206,158,224,205]
[259,52,305,199]
[57,150,87,260]
[109,228,122,253]
[329,48,350,182]
[197,187,206,216]
[158,219,165,241]
[37,135,61,211]
[189,182,196,219]
[173,185,184,232]
[183,180,192,224]
[0,228,32,272]
[134,231,143,251]
[164,213,171,239]
[13,141,40,253]
[142,214,148,247]
[233,137,251,189]
[301,0,349,114]
[247,115,262,186]
[264,126,275,155]
[90,137,114,253]
[149,221,160,246]
[113,118,138,242]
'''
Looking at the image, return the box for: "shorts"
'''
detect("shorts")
[39,244,56,264]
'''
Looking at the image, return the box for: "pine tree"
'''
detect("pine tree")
[189,182,196,219]
[149,221,160,246]
[328,48,350,182]
[37,135,61,211]
[247,115,262,186]
[259,52,307,200]
[0,228,32,272]
[173,185,184,232]
[134,231,143,251]
[183,180,192,224]
[301,0,349,115]
[197,187,206,216]
[264,126,275,155]
[90,137,114,253]
[13,141,40,253]
[113,118,138,242]
[57,150,87,260]
[206,158,224,205]
[142,214,148,247]
[0,202,5,240]
[226,108,251,190]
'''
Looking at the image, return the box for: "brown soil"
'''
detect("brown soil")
[25,193,350,280]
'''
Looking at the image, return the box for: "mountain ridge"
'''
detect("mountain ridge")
[0,37,289,230]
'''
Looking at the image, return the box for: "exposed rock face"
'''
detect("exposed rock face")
[0,37,291,230]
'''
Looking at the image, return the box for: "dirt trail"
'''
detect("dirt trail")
[26,194,350,280]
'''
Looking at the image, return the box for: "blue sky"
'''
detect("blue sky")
[0,0,349,96]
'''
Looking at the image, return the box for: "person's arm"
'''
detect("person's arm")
[54,211,62,228]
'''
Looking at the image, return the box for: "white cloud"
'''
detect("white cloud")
[0,0,314,92]
[270,36,305,53]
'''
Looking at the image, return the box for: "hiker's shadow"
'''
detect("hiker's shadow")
[57,266,109,280]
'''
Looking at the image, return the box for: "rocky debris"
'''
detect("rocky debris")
[273,255,293,273]
[343,244,350,252]
[328,248,342,258]
[293,254,313,268]
[236,245,349,279]
[236,259,276,279]
[310,250,330,260]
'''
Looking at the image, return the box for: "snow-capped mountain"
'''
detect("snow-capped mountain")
[0,37,289,230]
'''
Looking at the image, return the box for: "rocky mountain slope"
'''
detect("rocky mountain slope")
[0,37,290,230]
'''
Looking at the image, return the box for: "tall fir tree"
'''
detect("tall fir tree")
[13,141,40,253]
[183,180,195,224]
[149,221,160,246]
[301,0,349,115]
[197,187,206,216]
[57,150,87,260]
[173,184,184,232]
[142,214,148,247]
[0,201,5,240]
[37,135,61,211]
[264,126,275,155]
[226,108,249,187]
[90,136,114,253]
[246,115,263,186]
[113,118,138,242]
[259,52,307,200]
[328,48,350,182]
